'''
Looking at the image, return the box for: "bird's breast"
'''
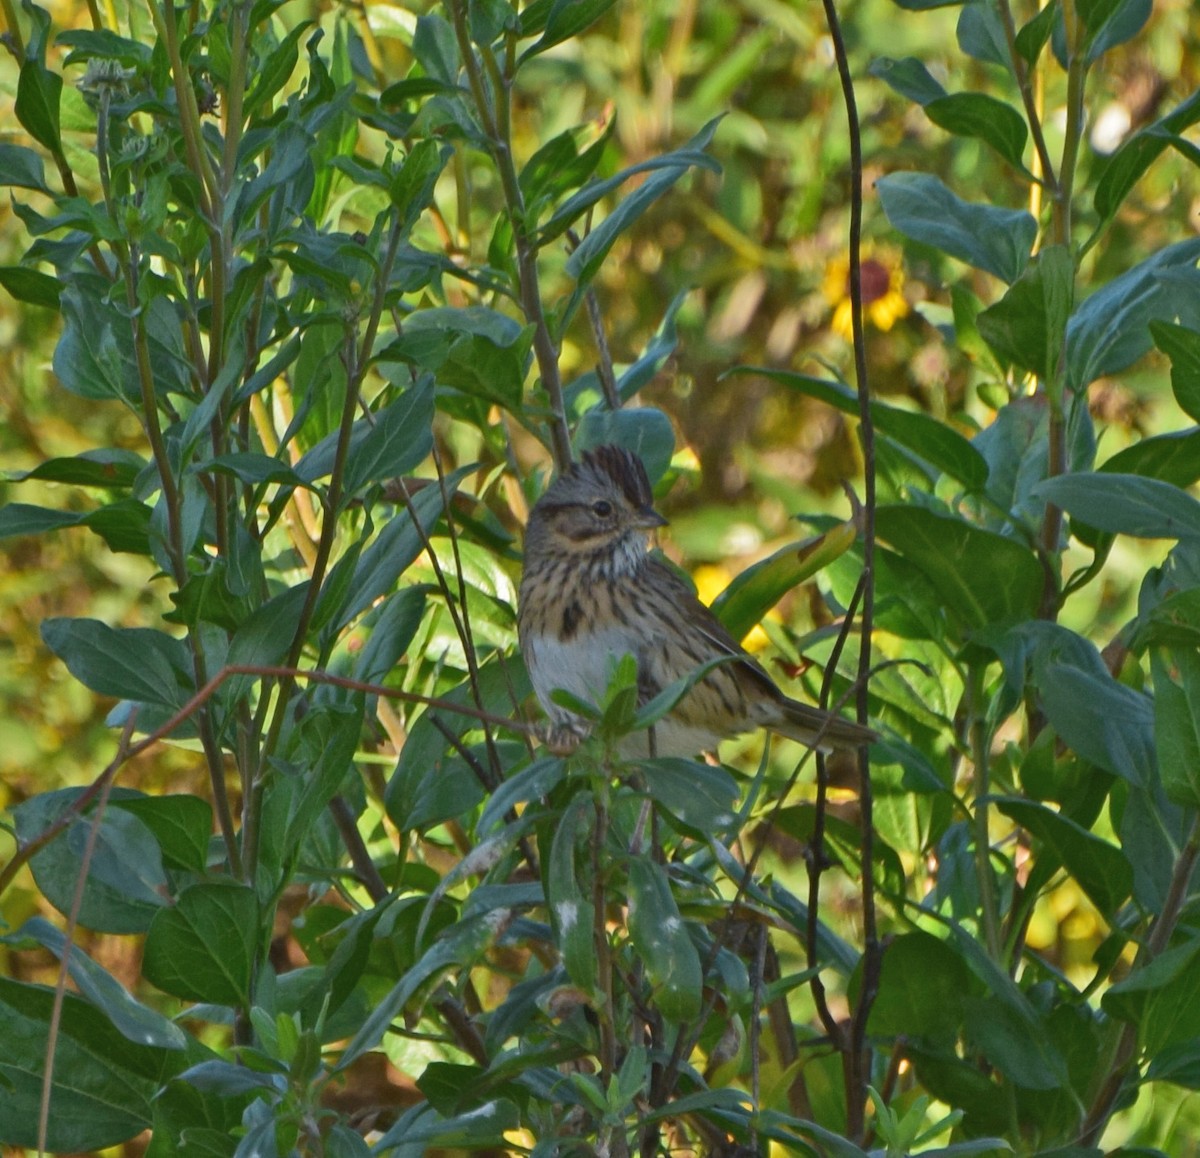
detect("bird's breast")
[523,625,643,718]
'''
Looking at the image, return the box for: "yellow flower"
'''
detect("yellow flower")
[822,247,908,340]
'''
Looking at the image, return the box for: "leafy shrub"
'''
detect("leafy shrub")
[2,0,1200,1154]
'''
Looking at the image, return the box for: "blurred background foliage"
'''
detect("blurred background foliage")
[3,0,1200,1152]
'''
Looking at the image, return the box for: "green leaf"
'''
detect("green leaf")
[379,312,531,409]
[0,977,179,1152]
[1099,429,1200,489]
[0,502,82,538]
[627,859,702,1021]
[1104,938,1200,1053]
[640,758,739,836]
[13,788,168,934]
[924,93,1029,171]
[1093,90,1200,229]
[16,58,63,153]
[1080,0,1151,61]
[8,917,188,1050]
[564,118,722,294]
[1014,0,1058,62]
[574,407,674,485]
[206,451,307,487]
[336,913,503,1071]
[10,448,144,487]
[1152,648,1200,809]
[867,932,971,1041]
[352,585,430,687]
[112,794,213,875]
[1150,320,1200,423]
[342,381,436,494]
[143,881,259,1006]
[390,139,449,232]
[711,522,858,643]
[0,143,50,191]
[874,506,1042,631]
[753,369,989,490]
[41,617,191,707]
[869,56,946,104]
[412,13,460,83]
[877,172,1036,284]
[956,1,1012,68]
[1034,473,1200,540]
[992,797,1133,914]
[0,264,60,307]
[244,20,311,116]
[547,794,597,994]
[519,0,618,61]
[976,245,1074,381]
[1038,660,1155,785]
[1066,239,1200,392]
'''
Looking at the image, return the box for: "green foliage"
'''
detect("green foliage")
[2,0,1200,1154]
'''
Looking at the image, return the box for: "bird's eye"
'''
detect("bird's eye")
[592,500,614,518]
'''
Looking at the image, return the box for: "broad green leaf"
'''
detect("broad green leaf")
[869,56,947,105]
[1066,239,1200,392]
[13,788,168,934]
[992,797,1133,914]
[378,312,530,409]
[324,463,471,636]
[206,451,308,487]
[0,143,50,191]
[390,139,448,232]
[564,118,722,295]
[41,617,190,707]
[874,506,1042,631]
[0,502,81,538]
[976,245,1074,381]
[57,27,153,67]
[752,369,989,490]
[877,172,1036,284]
[867,932,971,1041]
[411,12,460,83]
[1099,429,1200,489]
[924,93,1029,171]
[1034,473,1200,540]
[711,521,858,643]
[8,917,188,1050]
[477,757,565,834]
[10,448,144,487]
[0,264,60,307]
[574,407,674,485]
[1150,320,1200,423]
[1014,0,1058,62]
[341,382,436,494]
[639,758,739,836]
[143,881,259,1006]
[373,1100,520,1152]
[352,585,430,687]
[336,913,503,1071]
[547,794,597,994]
[1152,647,1200,809]
[1080,0,1151,61]
[1104,938,1200,1053]
[0,978,179,1152]
[519,0,618,61]
[243,21,311,116]
[627,858,702,1021]
[1093,90,1200,229]
[16,58,63,153]
[1038,660,1155,785]
[956,1,1012,68]
[112,794,213,875]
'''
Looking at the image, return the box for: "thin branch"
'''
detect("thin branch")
[819,0,880,1139]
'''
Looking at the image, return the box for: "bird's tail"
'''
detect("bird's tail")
[775,698,879,752]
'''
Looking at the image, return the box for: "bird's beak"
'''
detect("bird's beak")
[636,507,669,530]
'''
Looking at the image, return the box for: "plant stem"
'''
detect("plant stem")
[445,0,572,469]
[967,664,1002,961]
